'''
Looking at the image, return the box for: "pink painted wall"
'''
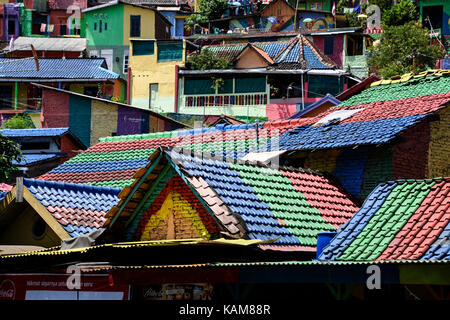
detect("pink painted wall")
[266,103,297,121]
[313,35,344,68]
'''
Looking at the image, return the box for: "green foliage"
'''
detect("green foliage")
[382,0,418,27]
[0,133,21,181]
[186,49,232,91]
[184,13,208,32]
[199,0,230,20]
[0,114,35,129]
[368,22,444,78]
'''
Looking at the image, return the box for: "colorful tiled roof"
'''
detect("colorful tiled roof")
[39,71,450,188]
[23,178,121,237]
[0,128,70,137]
[104,149,360,250]
[0,183,12,192]
[319,177,450,261]
[203,35,336,70]
[0,58,119,80]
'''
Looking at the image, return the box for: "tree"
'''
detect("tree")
[382,0,418,27]
[0,114,35,129]
[0,133,21,181]
[186,48,232,91]
[368,21,444,78]
[198,0,230,21]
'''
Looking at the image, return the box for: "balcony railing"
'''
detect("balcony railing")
[184,93,268,108]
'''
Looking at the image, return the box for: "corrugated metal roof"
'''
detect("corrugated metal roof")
[0,128,70,137]
[0,58,119,80]
[12,37,86,52]
[13,153,63,166]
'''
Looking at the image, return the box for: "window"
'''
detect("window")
[310,2,322,11]
[149,83,158,109]
[308,75,343,98]
[32,216,47,240]
[324,36,334,55]
[21,141,50,150]
[346,35,364,56]
[132,40,155,56]
[94,22,97,31]
[235,76,266,93]
[105,22,108,31]
[99,20,102,33]
[123,50,129,74]
[157,42,183,62]
[184,78,215,95]
[130,15,141,37]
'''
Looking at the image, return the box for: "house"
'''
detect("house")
[0,3,20,41]
[0,178,120,247]
[128,38,186,111]
[38,70,450,201]
[288,93,340,119]
[319,177,450,261]
[178,34,354,121]
[0,128,86,179]
[102,148,360,255]
[126,0,193,39]
[37,83,189,147]
[6,36,86,58]
[82,0,172,80]
[0,57,120,114]
[207,0,337,35]
[419,0,450,58]
[311,27,371,79]
[46,0,87,36]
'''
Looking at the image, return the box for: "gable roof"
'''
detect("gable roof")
[0,179,121,239]
[0,128,70,138]
[33,84,189,130]
[202,35,336,71]
[319,177,450,261]
[289,93,341,119]
[103,148,360,252]
[82,0,173,26]
[47,0,87,10]
[234,43,275,66]
[38,70,450,188]
[0,127,87,151]
[0,58,119,81]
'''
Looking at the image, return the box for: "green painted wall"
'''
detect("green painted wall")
[69,95,92,147]
[84,3,125,47]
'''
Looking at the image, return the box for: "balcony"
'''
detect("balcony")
[183,93,268,108]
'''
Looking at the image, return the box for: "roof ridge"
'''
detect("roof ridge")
[167,148,329,178]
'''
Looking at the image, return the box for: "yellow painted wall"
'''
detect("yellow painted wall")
[140,191,210,241]
[129,40,185,112]
[90,100,118,146]
[29,112,42,128]
[428,106,450,178]
[69,83,85,94]
[17,83,27,110]
[123,5,156,45]
[0,205,61,247]
[304,149,342,173]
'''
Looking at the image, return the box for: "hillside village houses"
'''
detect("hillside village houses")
[0,0,448,303]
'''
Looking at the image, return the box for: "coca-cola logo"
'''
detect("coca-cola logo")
[0,279,16,300]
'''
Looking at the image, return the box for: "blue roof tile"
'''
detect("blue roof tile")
[0,58,119,79]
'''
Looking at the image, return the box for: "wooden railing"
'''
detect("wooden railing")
[184,93,268,108]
